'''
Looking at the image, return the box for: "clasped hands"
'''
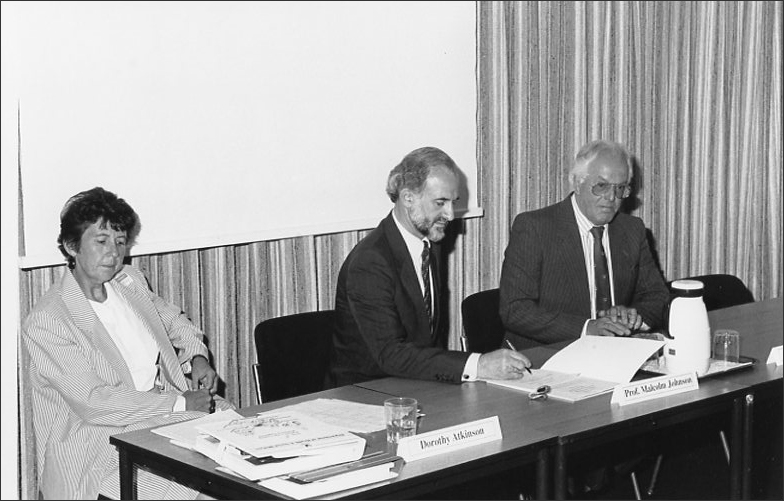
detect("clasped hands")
[183,355,219,413]
[588,305,647,337]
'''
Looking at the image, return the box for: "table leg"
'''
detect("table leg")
[118,447,136,500]
[554,444,566,500]
[729,396,743,499]
[742,393,754,500]
[535,447,549,500]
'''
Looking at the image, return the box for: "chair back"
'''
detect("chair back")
[461,288,505,353]
[668,274,754,311]
[253,310,336,403]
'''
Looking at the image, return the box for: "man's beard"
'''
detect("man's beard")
[409,206,449,242]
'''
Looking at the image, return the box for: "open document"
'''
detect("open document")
[485,336,665,402]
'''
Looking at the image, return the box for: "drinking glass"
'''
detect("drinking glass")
[384,397,418,444]
[713,329,740,365]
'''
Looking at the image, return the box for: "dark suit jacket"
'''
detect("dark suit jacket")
[499,196,669,348]
[329,212,469,386]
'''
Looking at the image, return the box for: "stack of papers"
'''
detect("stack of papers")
[192,409,367,481]
[485,336,665,402]
[259,463,397,499]
[153,408,369,482]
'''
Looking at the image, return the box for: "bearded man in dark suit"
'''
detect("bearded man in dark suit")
[329,146,531,387]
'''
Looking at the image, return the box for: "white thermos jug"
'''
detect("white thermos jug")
[664,279,711,376]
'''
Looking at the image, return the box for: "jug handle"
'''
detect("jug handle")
[661,290,677,339]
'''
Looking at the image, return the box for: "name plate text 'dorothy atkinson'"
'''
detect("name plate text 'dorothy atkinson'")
[396,416,502,462]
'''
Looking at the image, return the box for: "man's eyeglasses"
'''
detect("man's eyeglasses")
[590,182,632,199]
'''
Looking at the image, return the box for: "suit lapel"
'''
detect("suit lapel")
[111,269,188,392]
[555,198,593,307]
[381,214,432,334]
[607,217,632,295]
[60,270,136,387]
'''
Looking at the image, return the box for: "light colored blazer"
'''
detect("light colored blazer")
[22,264,209,499]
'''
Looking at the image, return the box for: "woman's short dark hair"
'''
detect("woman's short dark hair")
[385,147,458,203]
[57,187,140,268]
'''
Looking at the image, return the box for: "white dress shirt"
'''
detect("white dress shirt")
[89,282,186,411]
[570,195,617,337]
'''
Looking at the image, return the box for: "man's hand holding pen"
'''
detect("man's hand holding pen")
[475,341,532,380]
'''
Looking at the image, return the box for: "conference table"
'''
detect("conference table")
[110,380,557,499]
[111,298,782,499]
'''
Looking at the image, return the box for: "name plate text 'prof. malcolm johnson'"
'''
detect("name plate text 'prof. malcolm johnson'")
[611,372,699,406]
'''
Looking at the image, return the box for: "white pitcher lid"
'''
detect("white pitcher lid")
[671,279,704,291]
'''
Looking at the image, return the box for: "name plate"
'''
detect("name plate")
[396,416,502,462]
[767,345,783,366]
[611,372,698,406]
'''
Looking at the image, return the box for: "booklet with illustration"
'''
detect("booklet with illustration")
[152,409,244,449]
[485,335,665,402]
[193,432,366,481]
[195,409,365,458]
[153,408,368,481]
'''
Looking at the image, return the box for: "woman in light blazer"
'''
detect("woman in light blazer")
[23,187,232,499]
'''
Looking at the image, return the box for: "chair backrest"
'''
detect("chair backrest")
[253,310,336,403]
[668,274,754,311]
[461,288,505,353]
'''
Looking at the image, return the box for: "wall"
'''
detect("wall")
[9,1,479,268]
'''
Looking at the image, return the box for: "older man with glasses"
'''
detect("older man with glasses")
[499,139,670,349]
[498,140,671,496]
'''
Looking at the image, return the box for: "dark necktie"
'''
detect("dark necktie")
[590,226,612,313]
[421,241,433,330]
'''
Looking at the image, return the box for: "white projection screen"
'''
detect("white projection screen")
[10,1,479,268]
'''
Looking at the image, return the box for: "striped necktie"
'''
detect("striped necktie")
[421,241,433,330]
[590,226,612,313]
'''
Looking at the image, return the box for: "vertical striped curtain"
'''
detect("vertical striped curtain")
[478,0,782,299]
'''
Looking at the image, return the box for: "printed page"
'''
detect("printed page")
[484,369,580,393]
[545,376,617,402]
[485,369,615,402]
[542,336,664,383]
[152,409,243,448]
[281,399,386,433]
[196,409,363,458]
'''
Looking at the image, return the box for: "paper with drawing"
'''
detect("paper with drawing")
[196,409,363,458]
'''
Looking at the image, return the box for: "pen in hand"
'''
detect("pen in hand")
[505,340,532,374]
